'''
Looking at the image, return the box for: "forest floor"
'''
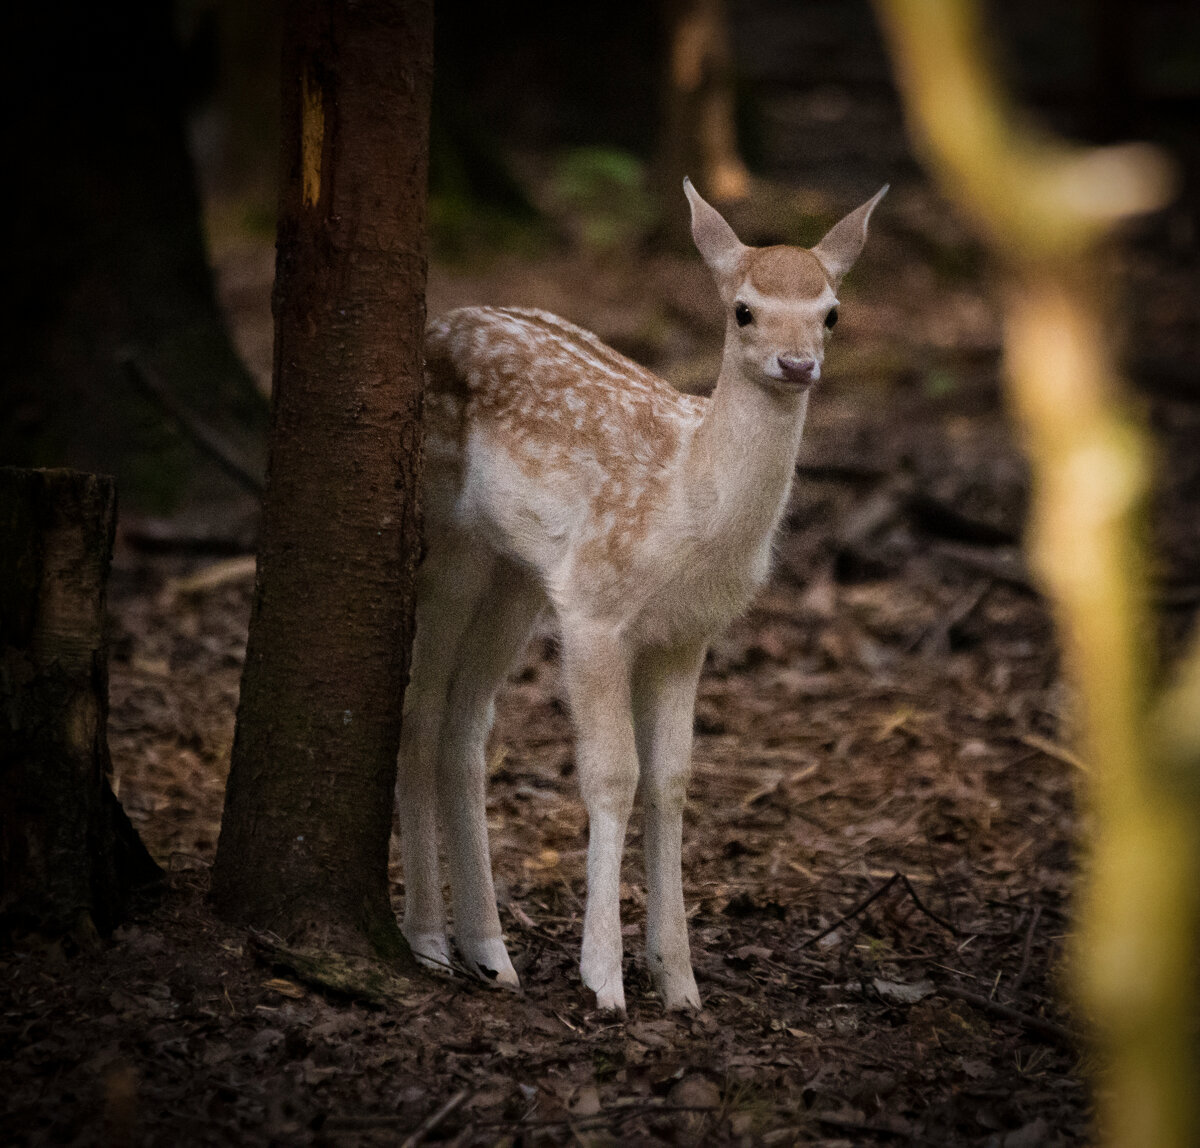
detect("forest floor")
[6,132,1200,1148]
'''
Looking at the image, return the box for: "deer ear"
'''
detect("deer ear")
[684,177,747,280]
[812,185,888,286]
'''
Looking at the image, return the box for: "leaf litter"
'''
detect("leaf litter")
[7,165,1200,1148]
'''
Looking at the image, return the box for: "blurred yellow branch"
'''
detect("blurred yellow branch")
[873,3,1199,1146]
[875,0,1174,256]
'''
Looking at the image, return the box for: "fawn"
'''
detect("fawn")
[397,179,886,1011]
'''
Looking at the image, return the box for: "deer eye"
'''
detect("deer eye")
[734,302,754,327]
[824,307,839,330]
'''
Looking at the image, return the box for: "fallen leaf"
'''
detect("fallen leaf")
[873,978,935,1005]
[669,1076,721,1109]
[261,978,305,999]
[523,848,561,871]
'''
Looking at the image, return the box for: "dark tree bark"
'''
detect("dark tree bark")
[0,469,160,943]
[0,1,267,512]
[210,0,434,959]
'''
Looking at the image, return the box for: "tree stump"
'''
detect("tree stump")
[1,468,160,943]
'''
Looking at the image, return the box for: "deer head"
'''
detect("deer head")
[684,179,887,390]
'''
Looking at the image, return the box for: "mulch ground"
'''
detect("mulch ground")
[6,109,1200,1147]
[3,464,1093,1146]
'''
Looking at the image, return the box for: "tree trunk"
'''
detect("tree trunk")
[0,469,160,943]
[0,1,268,513]
[210,0,434,959]
[654,0,750,247]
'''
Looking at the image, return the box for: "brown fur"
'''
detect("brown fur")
[746,246,832,298]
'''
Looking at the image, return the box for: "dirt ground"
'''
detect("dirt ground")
[6,25,1200,1147]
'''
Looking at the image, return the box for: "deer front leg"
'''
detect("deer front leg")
[561,622,639,1013]
[633,642,706,1010]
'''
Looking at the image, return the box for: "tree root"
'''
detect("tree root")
[247,932,424,1008]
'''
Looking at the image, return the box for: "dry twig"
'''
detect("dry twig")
[1010,904,1044,998]
[937,982,1078,1050]
[400,1090,470,1148]
[799,871,961,952]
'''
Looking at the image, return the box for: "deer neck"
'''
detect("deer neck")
[683,342,810,545]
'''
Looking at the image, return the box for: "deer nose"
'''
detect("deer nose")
[777,354,819,384]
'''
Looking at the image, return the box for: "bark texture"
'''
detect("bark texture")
[0,469,160,941]
[210,0,433,957]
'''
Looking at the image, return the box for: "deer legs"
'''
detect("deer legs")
[397,544,543,986]
[437,564,544,984]
[400,548,706,1010]
[562,629,705,1012]
[633,643,706,1011]
[397,539,489,973]
[403,586,707,1011]
[561,622,640,1013]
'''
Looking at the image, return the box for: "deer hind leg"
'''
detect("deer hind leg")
[437,557,545,987]
[396,533,493,973]
[632,642,706,1010]
[560,620,639,1013]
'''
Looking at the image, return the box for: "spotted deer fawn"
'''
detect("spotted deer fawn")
[397,179,886,1011]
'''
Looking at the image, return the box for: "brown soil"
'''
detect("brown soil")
[6,94,1200,1148]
